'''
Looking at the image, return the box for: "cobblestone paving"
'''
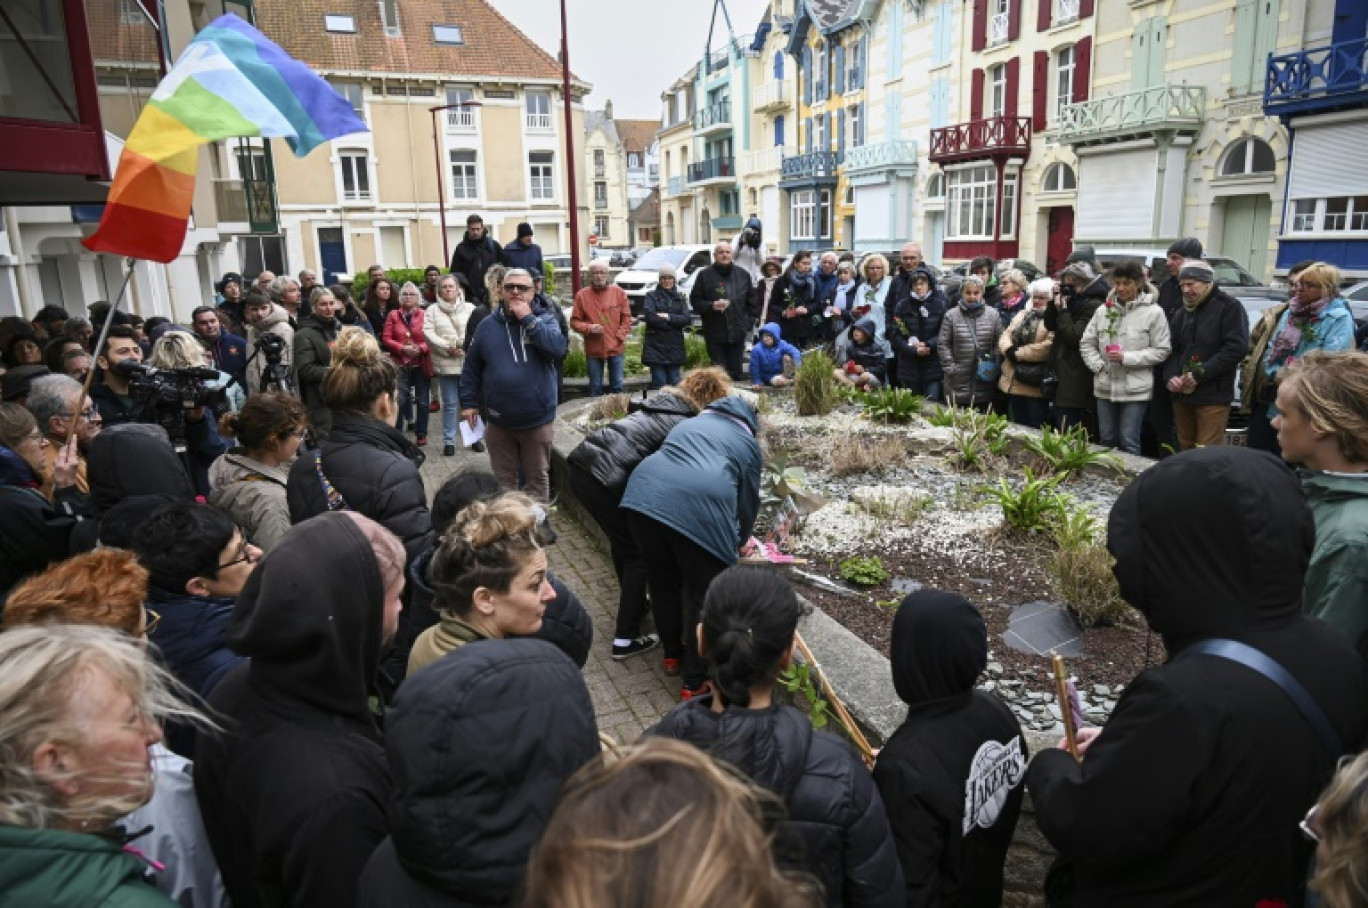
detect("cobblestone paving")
[418,438,679,743]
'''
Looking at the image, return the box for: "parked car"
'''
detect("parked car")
[939,258,1043,298]
[613,245,715,316]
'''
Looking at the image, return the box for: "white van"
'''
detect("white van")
[613,245,715,316]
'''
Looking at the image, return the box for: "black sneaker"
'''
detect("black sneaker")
[443,444,456,457]
[471,440,486,453]
[611,634,660,661]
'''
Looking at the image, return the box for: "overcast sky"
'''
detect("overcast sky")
[509,0,773,120]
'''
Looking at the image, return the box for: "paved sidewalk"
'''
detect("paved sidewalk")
[418,439,679,742]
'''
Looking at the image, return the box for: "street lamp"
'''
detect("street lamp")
[559,0,582,295]
[430,99,484,267]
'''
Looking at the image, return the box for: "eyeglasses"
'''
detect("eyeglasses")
[503,284,533,294]
[293,426,309,439]
[1301,804,1320,842]
[59,407,99,421]
[143,608,161,636]
[217,536,258,571]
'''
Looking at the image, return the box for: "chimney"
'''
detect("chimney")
[604,98,614,120]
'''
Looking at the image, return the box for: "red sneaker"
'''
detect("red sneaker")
[662,657,682,676]
[429,400,440,412]
[415,434,427,447]
[679,681,713,702]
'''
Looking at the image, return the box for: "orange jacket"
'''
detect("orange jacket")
[570,285,633,358]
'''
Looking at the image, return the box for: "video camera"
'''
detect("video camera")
[114,361,229,411]
[255,331,288,364]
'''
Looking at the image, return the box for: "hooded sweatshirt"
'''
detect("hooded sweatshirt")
[194,513,392,908]
[837,317,889,384]
[873,592,1026,908]
[749,322,803,386]
[208,448,291,552]
[650,697,904,908]
[358,638,600,908]
[1301,470,1368,653]
[1027,447,1368,907]
[458,304,566,431]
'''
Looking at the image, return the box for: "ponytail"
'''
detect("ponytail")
[700,567,803,707]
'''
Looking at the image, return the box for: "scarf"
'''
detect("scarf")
[959,300,985,315]
[1269,295,1332,366]
[0,444,40,490]
[788,269,816,302]
[834,279,857,311]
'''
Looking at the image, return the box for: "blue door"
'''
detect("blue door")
[318,228,347,285]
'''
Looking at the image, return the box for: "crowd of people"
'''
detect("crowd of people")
[3,212,1368,908]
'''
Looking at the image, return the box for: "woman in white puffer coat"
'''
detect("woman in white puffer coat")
[1080,259,1171,455]
[424,273,476,457]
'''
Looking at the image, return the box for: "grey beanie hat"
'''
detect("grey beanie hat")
[1167,237,1203,259]
[1178,259,1215,283]
[1062,260,1097,283]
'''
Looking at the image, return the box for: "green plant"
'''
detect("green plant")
[1050,504,1131,627]
[793,349,842,417]
[1052,504,1101,550]
[857,489,932,525]
[684,330,711,369]
[1025,424,1123,479]
[827,436,908,477]
[876,597,901,610]
[983,468,1071,535]
[860,388,926,424]
[349,268,433,301]
[779,661,834,730]
[562,347,588,378]
[543,260,556,295]
[927,405,956,427]
[839,555,889,587]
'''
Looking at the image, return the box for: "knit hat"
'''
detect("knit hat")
[1178,259,1215,283]
[658,263,678,277]
[2,365,50,402]
[1064,245,1099,270]
[216,272,243,293]
[1062,260,1097,283]
[517,222,534,239]
[1167,237,1203,259]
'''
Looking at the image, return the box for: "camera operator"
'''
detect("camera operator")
[730,216,765,284]
[242,291,295,396]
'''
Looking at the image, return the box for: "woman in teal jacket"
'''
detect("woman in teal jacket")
[1261,262,1355,422]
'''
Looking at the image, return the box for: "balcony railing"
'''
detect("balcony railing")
[1265,38,1368,116]
[687,156,736,184]
[693,100,732,133]
[594,165,605,177]
[928,116,1032,163]
[752,80,790,111]
[780,150,841,180]
[1057,84,1206,145]
[526,112,553,130]
[844,140,919,173]
[213,179,249,223]
[1053,0,1079,25]
[741,145,791,174]
[667,175,685,196]
[989,11,1009,44]
[446,108,475,130]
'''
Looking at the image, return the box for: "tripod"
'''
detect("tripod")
[259,360,295,395]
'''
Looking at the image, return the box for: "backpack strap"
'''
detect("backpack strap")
[1181,638,1343,760]
[313,449,351,512]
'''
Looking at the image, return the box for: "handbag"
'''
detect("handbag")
[1013,361,1047,387]
[975,352,1000,383]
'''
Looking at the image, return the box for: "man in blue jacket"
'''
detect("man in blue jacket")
[460,268,566,500]
[191,306,248,394]
[502,222,544,277]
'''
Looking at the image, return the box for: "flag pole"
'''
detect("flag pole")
[71,259,138,459]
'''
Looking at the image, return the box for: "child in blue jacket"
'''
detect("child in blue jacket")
[749,322,802,388]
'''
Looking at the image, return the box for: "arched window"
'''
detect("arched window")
[1220,138,1275,177]
[926,171,944,199]
[774,51,784,80]
[1042,162,1077,193]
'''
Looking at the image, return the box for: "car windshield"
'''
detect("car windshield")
[632,248,691,271]
[1208,258,1263,287]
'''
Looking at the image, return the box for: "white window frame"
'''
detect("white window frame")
[1288,196,1368,234]
[324,13,355,32]
[432,25,463,45]
[594,216,610,239]
[815,41,828,99]
[380,0,399,36]
[339,150,371,202]
[1055,46,1075,123]
[529,151,554,200]
[946,164,998,240]
[448,149,478,201]
[1053,0,1080,27]
[990,64,1007,119]
[1220,138,1276,177]
[628,152,640,168]
[330,81,364,119]
[525,91,553,131]
[445,86,476,129]
[816,113,828,152]
[818,189,832,238]
[791,190,816,240]
[849,105,862,148]
[1041,162,1077,193]
[989,0,1010,45]
[1000,167,1020,239]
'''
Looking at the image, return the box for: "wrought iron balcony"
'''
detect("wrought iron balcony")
[1264,38,1368,118]
[667,175,685,196]
[693,100,732,135]
[1057,84,1205,146]
[712,214,744,231]
[779,151,841,181]
[687,156,736,185]
[844,140,919,174]
[752,80,791,112]
[928,116,1031,164]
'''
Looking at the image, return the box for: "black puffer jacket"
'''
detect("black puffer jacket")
[641,286,692,366]
[358,638,600,908]
[1028,448,1368,907]
[286,412,433,563]
[566,390,696,497]
[651,699,904,907]
[690,263,754,345]
[195,513,392,908]
[890,270,948,387]
[293,313,339,439]
[1044,276,1109,410]
[873,591,1026,908]
[1160,286,1250,407]
[0,445,89,603]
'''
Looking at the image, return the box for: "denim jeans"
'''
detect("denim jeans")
[396,365,430,435]
[587,355,624,396]
[437,373,462,445]
[648,364,682,390]
[905,378,943,403]
[1096,399,1147,455]
[1009,395,1051,429]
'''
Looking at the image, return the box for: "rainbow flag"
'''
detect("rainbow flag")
[84,15,367,263]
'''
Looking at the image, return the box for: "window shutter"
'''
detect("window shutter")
[1073,37,1091,103]
[859,101,866,144]
[972,0,987,51]
[1038,0,1051,31]
[838,108,846,158]
[805,117,813,152]
[971,68,985,120]
[1005,57,1020,116]
[858,35,868,88]
[1008,0,1021,41]
[803,48,813,103]
[835,45,846,93]
[775,115,785,147]
[1080,0,1094,17]
[774,52,784,80]
[1032,51,1049,129]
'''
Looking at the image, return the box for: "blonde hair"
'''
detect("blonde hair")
[485,265,508,306]
[1279,350,1368,465]
[429,492,545,619]
[0,624,209,829]
[1298,262,1344,298]
[860,253,890,282]
[1000,269,1027,293]
[323,327,397,413]
[150,330,208,370]
[1312,750,1368,907]
[521,738,818,908]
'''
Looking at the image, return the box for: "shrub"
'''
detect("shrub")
[1025,424,1123,479]
[793,349,841,417]
[684,331,711,369]
[927,405,956,427]
[860,388,925,424]
[828,436,908,477]
[562,347,588,378]
[839,555,889,587]
[349,268,433,301]
[543,261,556,294]
[587,393,632,424]
[856,489,932,525]
[1051,508,1131,627]
[984,468,1071,535]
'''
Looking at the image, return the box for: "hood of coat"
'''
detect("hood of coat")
[385,638,600,897]
[1106,287,1158,312]
[87,423,195,512]
[705,395,759,435]
[255,303,290,332]
[637,389,698,419]
[225,512,386,724]
[652,698,813,799]
[1107,447,1311,652]
[852,316,879,345]
[0,826,155,908]
[297,312,338,334]
[208,448,290,491]
[330,412,425,468]
[890,590,987,707]
[759,321,783,345]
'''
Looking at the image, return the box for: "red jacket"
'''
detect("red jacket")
[570,285,633,358]
[382,307,428,367]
